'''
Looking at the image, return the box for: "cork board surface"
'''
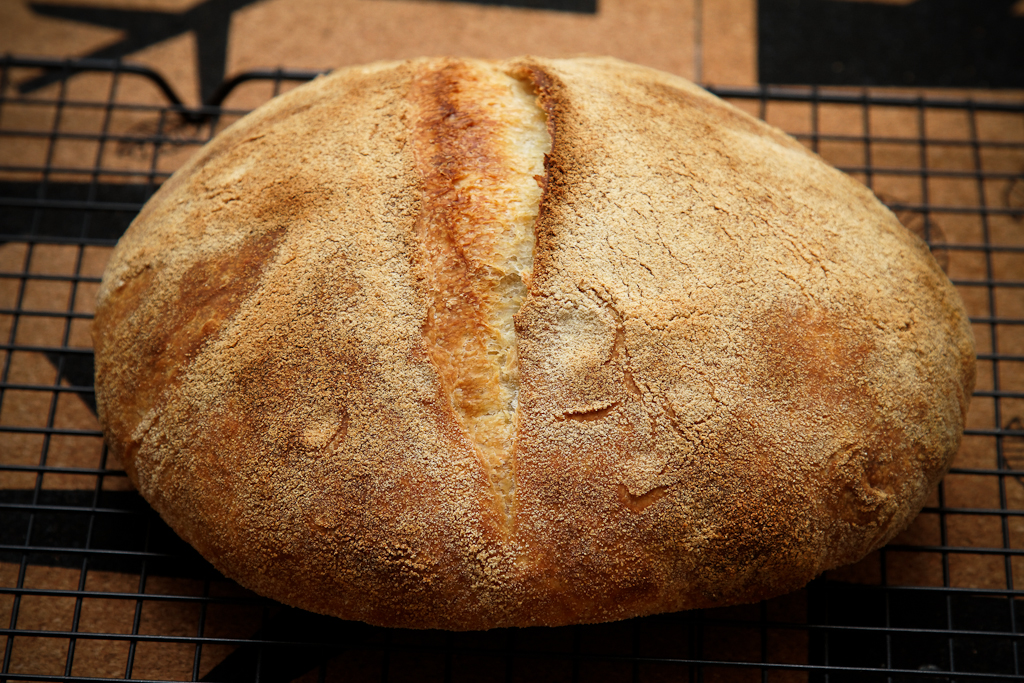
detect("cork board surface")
[1,1,1023,681]
[0,0,756,108]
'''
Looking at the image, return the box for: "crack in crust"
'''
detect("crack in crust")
[617,483,672,513]
[409,59,550,525]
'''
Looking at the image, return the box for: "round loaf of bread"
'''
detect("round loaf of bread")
[94,56,976,630]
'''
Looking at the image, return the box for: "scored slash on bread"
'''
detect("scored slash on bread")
[411,61,549,525]
[93,56,976,630]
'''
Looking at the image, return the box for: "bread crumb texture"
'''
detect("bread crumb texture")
[410,61,548,524]
[94,57,976,630]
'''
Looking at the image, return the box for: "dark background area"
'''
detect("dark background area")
[759,0,1024,88]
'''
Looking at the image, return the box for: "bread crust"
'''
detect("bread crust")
[94,56,976,630]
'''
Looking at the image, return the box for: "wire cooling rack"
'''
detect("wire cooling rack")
[1,56,1023,683]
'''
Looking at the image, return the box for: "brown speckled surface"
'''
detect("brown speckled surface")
[92,57,974,630]
[2,1,1023,678]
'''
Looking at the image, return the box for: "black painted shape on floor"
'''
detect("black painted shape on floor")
[21,0,595,105]
[43,351,97,415]
[201,609,372,683]
[2,181,146,417]
[807,579,1022,681]
[420,0,597,12]
[22,0,262,103]
[0,181,152,242]
[759,0,1024,88]
[0,489,214,578]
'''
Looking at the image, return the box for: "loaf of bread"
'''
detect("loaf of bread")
[93,56,976,630]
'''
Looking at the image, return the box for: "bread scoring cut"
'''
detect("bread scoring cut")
[411,61,550,523]
[93,56,976,631]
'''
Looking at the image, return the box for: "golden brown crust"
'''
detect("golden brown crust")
[94,56,976,630]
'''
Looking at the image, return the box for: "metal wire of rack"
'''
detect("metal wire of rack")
[1,55,1023,683]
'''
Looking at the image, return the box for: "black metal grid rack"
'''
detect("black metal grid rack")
[1,56,1023,683]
